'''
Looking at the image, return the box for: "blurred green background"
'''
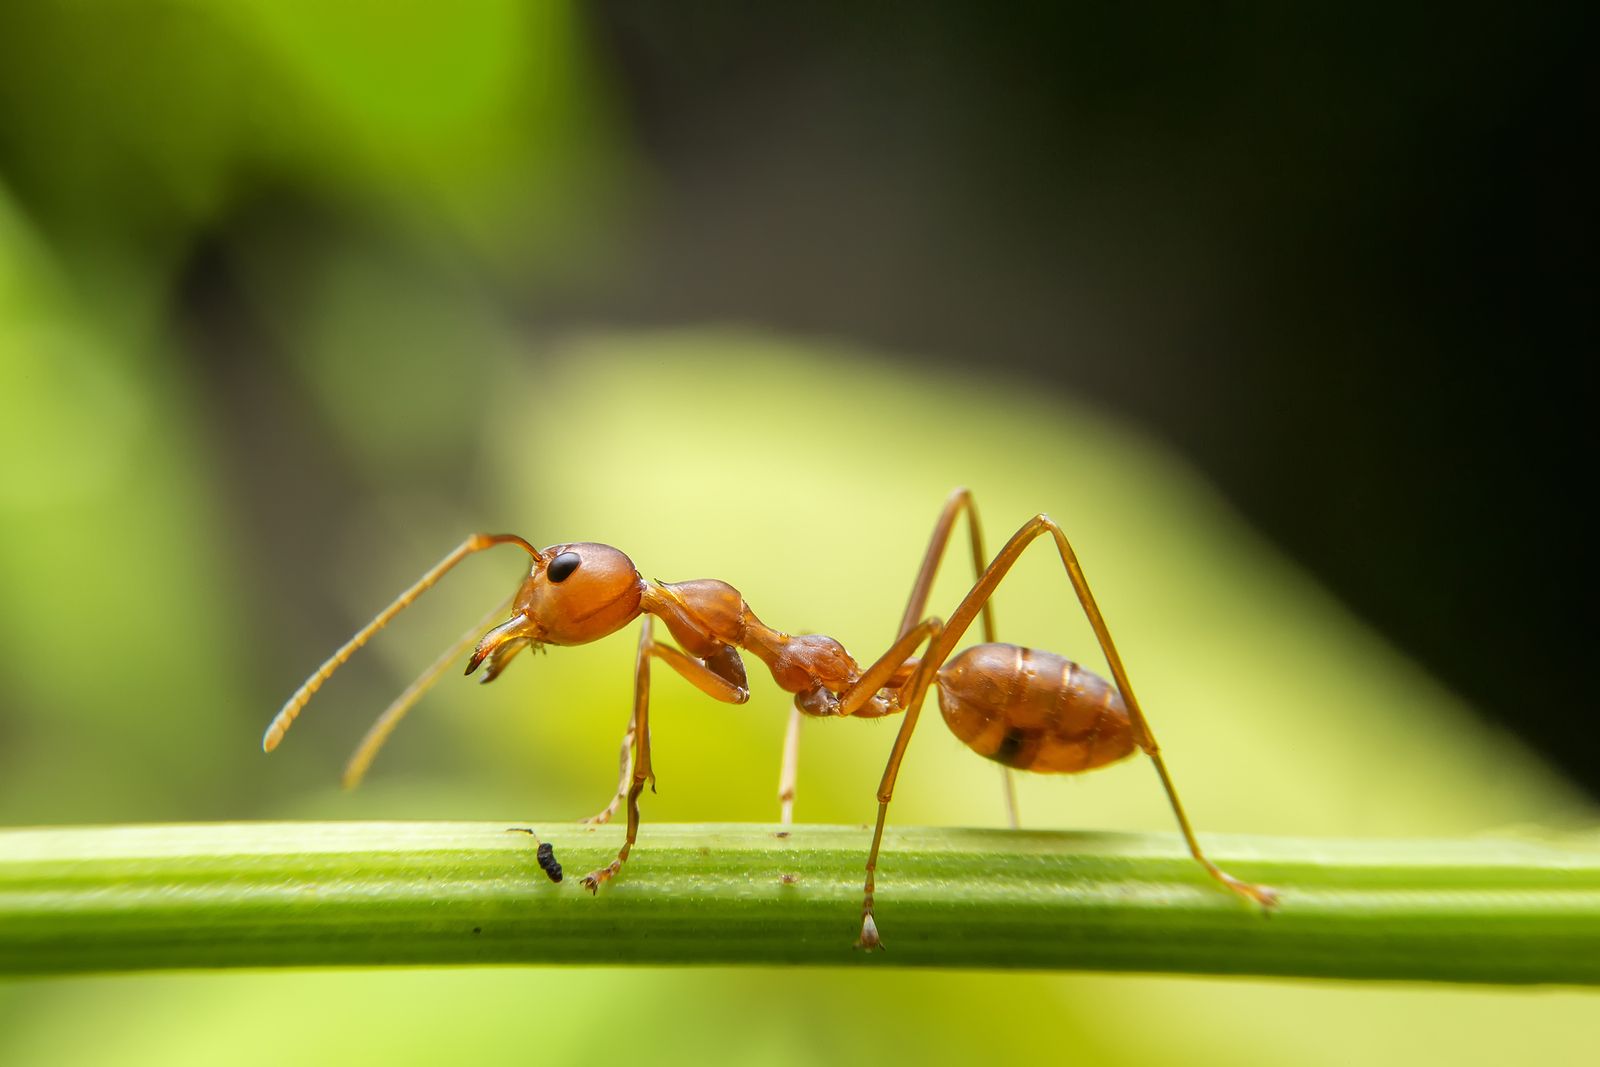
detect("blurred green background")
[0,4,1594,1065]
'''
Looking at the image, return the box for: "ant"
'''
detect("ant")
[263,489,1277,949]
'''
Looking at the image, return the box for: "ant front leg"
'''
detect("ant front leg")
[580,618,656,891]
[579,618,750,893]
[582,707,637,827]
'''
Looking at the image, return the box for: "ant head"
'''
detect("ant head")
[467,542,644,676]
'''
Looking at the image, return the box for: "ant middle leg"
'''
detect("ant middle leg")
[776,614,936,824]
[897,489,1018,827]
[770,489,1001,827]
[895,487,996,643]
[778,704,801,826]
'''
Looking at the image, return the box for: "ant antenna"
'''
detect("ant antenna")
[263,533,542,753]
[341,592,515,789]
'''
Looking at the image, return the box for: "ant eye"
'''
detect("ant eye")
[547,551,581,583]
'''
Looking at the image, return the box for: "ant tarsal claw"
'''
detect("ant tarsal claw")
[581,858,622,894]
[1243,881,1280,910]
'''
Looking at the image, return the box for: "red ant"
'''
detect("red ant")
[264,489,1277,948]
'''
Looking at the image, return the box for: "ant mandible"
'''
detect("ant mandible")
[263,489,1277,949]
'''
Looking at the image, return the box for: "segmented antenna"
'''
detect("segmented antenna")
[263,533,541,753]
[341,593,515,789]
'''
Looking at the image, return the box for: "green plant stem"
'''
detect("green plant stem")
[2,821,1598,982]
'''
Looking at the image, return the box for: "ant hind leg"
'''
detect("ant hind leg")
[778,704,801,826]
[969,515,1277,908]
[854,510,1276,947]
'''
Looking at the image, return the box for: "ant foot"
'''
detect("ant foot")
[854,913,883,952]
[580,860,621,894]
[580,811,614,828]
[1222,873,1279,910]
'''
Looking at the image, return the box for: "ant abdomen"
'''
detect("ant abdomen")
[936,643,1137,773]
